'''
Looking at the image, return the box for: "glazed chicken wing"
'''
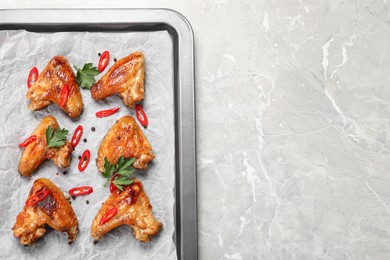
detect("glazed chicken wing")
[18,116,73,177]
[12,178,78,246]
[90,52,145,108]
[91,179,162,242]
[27,56,83,119]
[97,116,154,171]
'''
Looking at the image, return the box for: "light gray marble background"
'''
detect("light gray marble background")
[3,0,390,259]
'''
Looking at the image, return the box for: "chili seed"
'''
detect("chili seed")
[113,58,117,62]
[86,200,89,205]
[98,53,101,56]
[78,155,82,160]
[84,156,87,161]
[91,127,96,132]
[83,138,87,143]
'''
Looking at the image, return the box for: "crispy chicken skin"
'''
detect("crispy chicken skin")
[26,56,83,119]
[90,52,145,108]
[91,179,162,242]
[18,116,73,177]
[12,178,79,246]
[97,116,154,171]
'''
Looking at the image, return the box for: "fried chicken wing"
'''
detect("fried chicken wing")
[91,179,162,242]
[97,116,154,172]
[27,56,83,119]
[90,52,145,108]
[18,116,73,177]
[12,178,79,246]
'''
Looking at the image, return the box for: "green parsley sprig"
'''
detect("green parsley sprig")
[103,156,137,191]
[45,126,68,149]
[74,63,100,89]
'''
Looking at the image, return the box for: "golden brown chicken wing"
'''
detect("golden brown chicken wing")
[91,179,162,242]
[27,56,83,119]
[90,52,145,108]
[96,116,154,172]
[12,178,79,246]
[18,116,73,177]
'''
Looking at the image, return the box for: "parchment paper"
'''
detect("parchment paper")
[0,30,177,260]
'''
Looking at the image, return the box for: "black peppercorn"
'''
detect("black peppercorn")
[83,138,87,143]
[91,127,96,132]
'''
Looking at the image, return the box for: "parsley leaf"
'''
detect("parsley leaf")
[113,177,135,191]
[117,157,136,174]
[102,156,137,191]
[103,157,115,179]
[74,63,100,89]
[45,126,69,149]
[116,168,135,175]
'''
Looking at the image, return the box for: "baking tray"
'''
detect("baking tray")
[0,8,197,260]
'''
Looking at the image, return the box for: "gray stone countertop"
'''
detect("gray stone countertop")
[3,0,390,259]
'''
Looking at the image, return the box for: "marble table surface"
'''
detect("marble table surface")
[4,0,390,259]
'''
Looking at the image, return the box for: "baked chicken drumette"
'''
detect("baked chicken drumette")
[18,115,72,177]
[96,116,154,172]
[91,179,162,242]
[26,56,83,119]
[12,178,79,245]
[90,52,145,108]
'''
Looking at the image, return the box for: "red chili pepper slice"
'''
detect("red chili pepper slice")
[71,125,83,148]
[98,51,110,72]
[19,135,37,148]
[27,67,39,89]
[59,84,69,108]
[69,186,93,197]
[95,107,120,118]
[135,104,148,127]
[25,188,49,206]
[109,174,120,193]
[100,207,118,225]
[130,183,142,205]
[78,149,90,172]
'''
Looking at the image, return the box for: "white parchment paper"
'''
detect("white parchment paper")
[0,30,176,260]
